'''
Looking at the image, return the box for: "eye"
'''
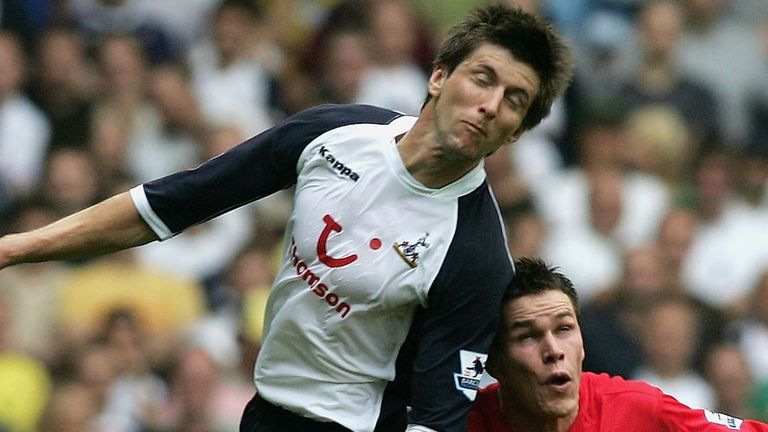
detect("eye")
[514,332,535,343]
[505,96,520,109]
[474,72,492,86]
[505,93,526,110]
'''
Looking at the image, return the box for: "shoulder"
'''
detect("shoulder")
[583,372,663,396]
[289,103,405,128]
[268,104,406,148]
[576,372,666,429]
[581,372,665,408]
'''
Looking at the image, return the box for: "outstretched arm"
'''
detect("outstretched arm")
[0,191,157,269]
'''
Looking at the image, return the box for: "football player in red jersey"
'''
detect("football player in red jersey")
[468,257,768,432]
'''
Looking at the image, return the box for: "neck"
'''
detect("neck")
[396,104,480,189]
[498,389,577,432]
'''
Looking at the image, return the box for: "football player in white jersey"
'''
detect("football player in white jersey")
[0,5,573,432]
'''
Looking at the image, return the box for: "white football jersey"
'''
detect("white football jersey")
[131,104,514,432]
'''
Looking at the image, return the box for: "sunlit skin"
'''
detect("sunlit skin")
[492,290,584,432]
[397,43,540,189]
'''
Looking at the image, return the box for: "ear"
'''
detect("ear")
[508,126,526,144]
[428,65,448,98]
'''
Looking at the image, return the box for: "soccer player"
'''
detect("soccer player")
[468,257,768,431]
[0,5,573,432]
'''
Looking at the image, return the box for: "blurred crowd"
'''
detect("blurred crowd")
[0,0,767,431]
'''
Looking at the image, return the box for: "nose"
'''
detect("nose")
[478,87,504,119]
[542,333,565,364]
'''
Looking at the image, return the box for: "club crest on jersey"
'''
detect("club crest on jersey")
[453,350,487,400]
[704,410,744,430]
[393,233,430,268]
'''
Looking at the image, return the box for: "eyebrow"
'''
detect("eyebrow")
[471,62,532,107]
[509,310,576,329]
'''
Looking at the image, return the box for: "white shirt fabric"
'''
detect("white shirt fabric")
[355,64,428,116]
[0,93,51,196]
[534,169,671,249]
[633,367,717,411]
[738,320,768,383]
[130,104,513,432]
[541,225,623,304]
[682,204,768,309]
[188,42,273,137]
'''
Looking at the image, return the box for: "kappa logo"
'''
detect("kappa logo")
[393,233,430,268]
[453,350,487,400]
[319,146,360,181]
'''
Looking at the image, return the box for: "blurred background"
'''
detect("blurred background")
[0,0,767,430]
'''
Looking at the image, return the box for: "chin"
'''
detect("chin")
[542,399,578,418]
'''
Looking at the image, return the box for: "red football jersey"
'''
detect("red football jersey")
[468,372,768,431]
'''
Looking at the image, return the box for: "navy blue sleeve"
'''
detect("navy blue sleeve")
[142,104,401,234]
[407,184,515,431]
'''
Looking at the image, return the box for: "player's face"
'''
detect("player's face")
[427,43,540,162]
[495,290,584,420]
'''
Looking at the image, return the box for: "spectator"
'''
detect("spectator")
[657,207,697,288]
[39,382,99,432]
[618,0,722,149]
[581,244,667,377]
[0,31,51,202]
[26,27,99,150]
[127,63,204,182]
[316,27,371,105]
[503,205,547,259]
[158,346,254,432]
[0,203,71,363]
[34,148,104,218]
[70,342,123,431]
[87,103,135,193]
[68,0,181,64]
[633,295,716,410]
[187,0,275,137]
[96,33,149,114]
[681,146,768,315]
[355,0,430,115]
[678,0,768,147]
[623,106,695,190]
[734,146,768,216]
[736,270,768,385]
[0,292,52,432]
[704,342,762,420]
[94,308,169,431]
[535,110,671,250]
[541,167,625,303]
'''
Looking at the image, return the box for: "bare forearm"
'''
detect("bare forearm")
[0,192,158,268]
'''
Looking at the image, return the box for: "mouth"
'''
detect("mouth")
[543,371,572,391]
[462,121,486,136]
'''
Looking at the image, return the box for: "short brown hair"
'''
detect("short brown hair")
[426,5,574,132]
[487,257,580,373]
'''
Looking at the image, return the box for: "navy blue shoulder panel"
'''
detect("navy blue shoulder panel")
[142,104,402,234]
[377,182,515,431]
